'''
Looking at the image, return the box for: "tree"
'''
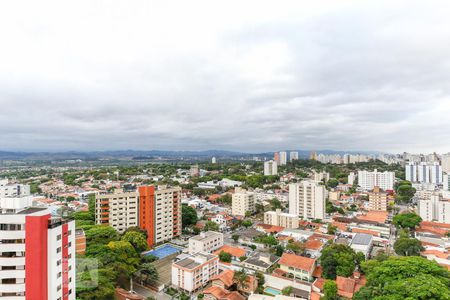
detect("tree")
[275,245,284,257]
[232,234,240,243]
[242,219,253,228]
[85,225,120,245]
[269,198,283,210]
[395,181,416,203]
[322,280,339,300]
[327,224,338,235]
[204,221,220,232]
[182,204,198,227]
[353,256,450,300]
[394,237,424,256]
[286,241,305,255]
[139,263,159,282]
[392,213,422,230]
[233,269,249,291]
[121,231,148,253]
[219,251,232,263]
[320,244,363,279]
[254,234,278,247]
[327,179,339,188]
[281,286,293,296]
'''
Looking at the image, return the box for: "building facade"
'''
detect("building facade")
[368,187,388,211]
[232,188,255,217]
[290,151,299,162]
[288,181,326,220]
[406,162,443,184]
[264,209,299,229]
[357,169,395,191]
[95,189,139,233]
[171,253,219,292]
[279,151,287,166]
[188,231,224,255]
[263,160,278,176]
[0,197,76,300]
[139,185,182,247]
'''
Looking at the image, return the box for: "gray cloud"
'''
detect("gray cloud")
[0,0,449,153]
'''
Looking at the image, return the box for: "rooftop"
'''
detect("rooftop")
[279,253,316,272]
[351,233,373,246]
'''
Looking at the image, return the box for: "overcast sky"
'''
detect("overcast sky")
[1,0,450,153]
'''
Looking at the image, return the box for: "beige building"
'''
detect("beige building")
[264,209,299,229]
[289,181,326,220]
[368,186,388,211]
[188,231,224,254]
[95,189,139,233]
[232,188,255,217]
[172,252,219,292]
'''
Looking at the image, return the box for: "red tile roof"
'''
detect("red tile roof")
[213,245,247,258]
[203,286,245,300]
[211,269,234,287]
[279,253,316,272]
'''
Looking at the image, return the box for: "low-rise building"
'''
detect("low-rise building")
[241,253,279,272]
[279,253,316,282]
[171,252,219,292]
[368,186,388,211]
[264,209,299,229]
[350,233,373,258]
[188,231,224,254]
[232,188,255,217]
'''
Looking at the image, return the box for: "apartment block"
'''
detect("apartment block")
[188,231,224,254]
[279,151,287,166]
[264,209,299,229]
[171,252,219,292]
[231,188,255,217]
[0,197,76,300]
[406,162,443,184]
[139,185,182,247]
[358,169,395,191]
[264,160,278,176]
[290,151,299,162]
[95,189,139,233]
[289,181,325,220]
[368,186,388,211]
[418,193,450,223]
[0,179,30,198]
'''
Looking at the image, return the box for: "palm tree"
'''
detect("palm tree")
[233,269,249,291]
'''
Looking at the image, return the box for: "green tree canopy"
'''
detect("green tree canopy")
[319,244,364,279]
[121,231,148,253]
[392,212,422,230]
[353,256,450,300]
[204,221,220,232]
[219,251,232,263]
[182,204,198,227]
[394,236,424,256]
[322,280,339,300]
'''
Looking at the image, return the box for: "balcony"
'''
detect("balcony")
[0,231,25,240]
[0,283,25,293]
[0,244,25,252]
[0,257,25,267]
[0,270,25,280]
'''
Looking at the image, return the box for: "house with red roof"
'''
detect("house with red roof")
[279,253,316,282]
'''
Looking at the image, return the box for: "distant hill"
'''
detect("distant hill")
[0,149,384,161]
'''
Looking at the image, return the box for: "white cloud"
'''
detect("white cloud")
[0,0,449,153]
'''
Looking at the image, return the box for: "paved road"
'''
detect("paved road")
[133,283,172,300]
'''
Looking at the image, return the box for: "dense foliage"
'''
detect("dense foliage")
[354,256,450,300]
[320,244,365,279]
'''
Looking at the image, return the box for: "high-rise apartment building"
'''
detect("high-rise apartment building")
[348,172,356,185]
[0,179,30,198]
[95,189,139,233]
[264,209,299,228]
[289,181,326,220]
[0,197,76,300]
[442,154,450,173]
[357,169,395,191]
[264,160,278,176]
[418,193,450,223]
[279,151,287,166]
[313,171,330,182]
[444,174,450,191]
[406,162,443,184]
[231,188,255,217]
[139,185,181,247]
[274,152,280,165]
[368,186,388,211]
[290,151,299,162]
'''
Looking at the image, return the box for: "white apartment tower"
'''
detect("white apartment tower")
[418,193,450,223]
[264,160,278,176]
[348,172,356,185]
[95,189,139,233]
[289,181,326,220]
[279,151,287,166]
[290,151,299,162]
[232,188,255,217]
[0,196,76,300]
[406,162,443,184]
[357,169,395,191]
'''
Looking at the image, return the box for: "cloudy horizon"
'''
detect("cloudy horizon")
[1,0,450,153]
